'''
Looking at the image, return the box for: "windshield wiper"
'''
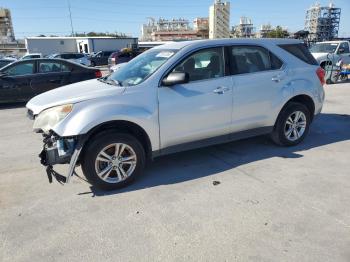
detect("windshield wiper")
[98,77,122,86]
[107,79,122,86]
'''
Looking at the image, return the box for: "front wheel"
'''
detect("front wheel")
[271,102,311,146]
[81,131,146,190]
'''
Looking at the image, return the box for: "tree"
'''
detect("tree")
[73,32,128,38]
[266,26,289,38]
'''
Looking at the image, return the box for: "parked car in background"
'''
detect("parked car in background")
[0,58,101,103]
[89,51,114,66]
[0,57,16,68]
[26,39,325,190]
[310,40,350,68]
[109,62,127,73]
[21,53,43,60]
[49,53,91,66]
[108,49,139,70]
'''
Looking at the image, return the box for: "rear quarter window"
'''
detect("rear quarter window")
[279,44,318,65]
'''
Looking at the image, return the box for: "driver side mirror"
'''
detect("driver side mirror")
[162,72,189,86]
[338,48,345,54]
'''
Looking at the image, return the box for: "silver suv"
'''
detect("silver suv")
[26,39,325,190]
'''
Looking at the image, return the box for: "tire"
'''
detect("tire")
[91,61,96,67]
[270,102,311,146]
[81,131,146,190]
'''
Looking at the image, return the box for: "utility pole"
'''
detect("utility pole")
[68,0,74,36]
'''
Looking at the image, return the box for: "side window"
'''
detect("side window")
[5,62,34,76]
[38,62,70,73]
[75,54,84,59]
[339,42,350,53]
[172,47,224,82]
[230,46,283,75]
[270,52,283,70]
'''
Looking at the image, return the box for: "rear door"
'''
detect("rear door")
[0,61,35,102]
[30,61,71,94]
[228,45,285,132]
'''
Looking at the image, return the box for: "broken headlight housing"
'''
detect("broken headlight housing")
[33,104,73,133]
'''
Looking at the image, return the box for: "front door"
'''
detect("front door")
[158,47,233,149]
[0,61,35,102]
[338,42,350,64]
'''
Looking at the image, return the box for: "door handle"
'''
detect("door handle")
[213,86,229,94]
[272,75,282,82]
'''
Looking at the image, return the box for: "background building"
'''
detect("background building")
[305,2,341,42]
[0,8,15,43]
[231,17,255,38]
[141,17,205,41]
[257,24,273,38]
[0,8,26,57]
[141,18,157,41]
[193,17,209,39]
[209,0,230,39]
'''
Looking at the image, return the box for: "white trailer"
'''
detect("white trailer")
[25,37,138,56]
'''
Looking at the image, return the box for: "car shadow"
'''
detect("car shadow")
[0,102,26,110]
[79,113,350,197]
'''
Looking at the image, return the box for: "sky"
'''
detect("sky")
[1,0,350,39]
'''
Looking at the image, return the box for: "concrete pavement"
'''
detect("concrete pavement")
[1,82,350,262]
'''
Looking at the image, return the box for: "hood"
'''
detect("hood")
[26,79,125,115]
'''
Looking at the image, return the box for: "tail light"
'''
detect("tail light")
[95,70,102,78]
[316,67,325,86]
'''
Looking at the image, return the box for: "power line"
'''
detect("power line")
[67,0,75,36]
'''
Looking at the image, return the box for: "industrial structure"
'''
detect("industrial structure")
[231,17,255,38]
[257,24,274,38]
[305,2,341,42]
[140,17,156,42]
[140,17,207,41]
[151,18,199,41]
[0,8,15,43]
[193,17,209,39]
[209,0,230,39]
[0,8,26,56]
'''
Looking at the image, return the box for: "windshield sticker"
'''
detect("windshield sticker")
[156,51,174,58]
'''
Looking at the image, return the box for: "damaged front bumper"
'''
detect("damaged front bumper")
[39,132,86,184]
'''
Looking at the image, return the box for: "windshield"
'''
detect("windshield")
[310,43,339,53]
[107,49,177,86]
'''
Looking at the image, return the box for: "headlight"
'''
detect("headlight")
[33,104,73,133]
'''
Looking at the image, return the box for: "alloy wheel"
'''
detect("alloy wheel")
[94,143,137,183]
[284,111,307,141]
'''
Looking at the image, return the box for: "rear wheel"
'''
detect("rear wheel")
[271,102,311,146]
[81,131,145,190]
[91,61,96,67]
